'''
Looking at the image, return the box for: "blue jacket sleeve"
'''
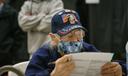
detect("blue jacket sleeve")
[83,42,99,52]
[25,47,51,76]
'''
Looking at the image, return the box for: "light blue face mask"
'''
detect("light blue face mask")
[58,40,83,54]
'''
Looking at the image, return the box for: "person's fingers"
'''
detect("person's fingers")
[25,12,32,16]
[56,55,72,64]
[114,64,122,76]
[56,58,74,71]
[57,61,75,76]
[101,62,122,75]
[61,62,75,76]
[63,61,75,70]
[61,69,72,76]
[101,65,118,74]
[102,62,118,71]
[101,73,114,76]
[53,55,75,76]
[67,61,75,71]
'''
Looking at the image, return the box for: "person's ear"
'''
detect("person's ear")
[48,33,60,43]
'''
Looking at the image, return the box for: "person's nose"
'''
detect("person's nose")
[70,37,80,42]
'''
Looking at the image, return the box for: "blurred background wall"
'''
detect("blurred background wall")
[63,0,128,61]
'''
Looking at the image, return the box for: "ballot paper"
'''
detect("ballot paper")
[70,52,113,76]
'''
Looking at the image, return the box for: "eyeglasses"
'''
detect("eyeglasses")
[60,29,85,42]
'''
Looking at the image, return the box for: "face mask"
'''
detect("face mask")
[58,40,83,54]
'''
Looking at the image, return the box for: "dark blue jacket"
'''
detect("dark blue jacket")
[25,42,126,76]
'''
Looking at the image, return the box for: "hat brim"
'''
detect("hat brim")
[57,25,87,36]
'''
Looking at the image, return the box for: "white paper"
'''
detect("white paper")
[69,52,113,76]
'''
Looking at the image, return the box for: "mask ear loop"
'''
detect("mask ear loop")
[79,30,84,51]
[80,29,84,42]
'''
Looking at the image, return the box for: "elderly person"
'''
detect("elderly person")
[25,9,126,76]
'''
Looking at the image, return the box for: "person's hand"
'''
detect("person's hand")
[25,12,32,16]
[50,55,75,76]
[101,62,122,76]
